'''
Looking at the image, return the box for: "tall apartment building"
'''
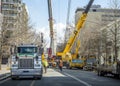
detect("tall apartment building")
[0,13,3,30]
[1,0,22,30]
[75,5,120,26]
[75,5,120,56]
[0,0,28,64]
[1,0,28,44]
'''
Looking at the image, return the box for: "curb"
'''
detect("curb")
[0,73,11,81]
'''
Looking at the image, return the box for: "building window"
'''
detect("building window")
[6,0,9,2]
[92,9,96,12]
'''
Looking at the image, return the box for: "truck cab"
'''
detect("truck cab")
[11,44,43,79]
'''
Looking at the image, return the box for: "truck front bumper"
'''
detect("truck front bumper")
[11,68,43,78]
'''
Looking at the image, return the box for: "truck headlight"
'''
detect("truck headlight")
[35,61,39,64]
[35,64,40,66]
[12,61,14,64]
[12,64,18,67]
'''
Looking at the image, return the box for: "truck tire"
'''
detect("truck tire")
[97,71,100,76]
[11,76,18,80]
[114,74,119,79]
[34,75,42,80]
[69,67,72,69]
[11,78,16,80]
[100,71,105,76]
[66,64,69,69]
[66,63,72,69]
[39,75,42,80]
[38,76,42,80]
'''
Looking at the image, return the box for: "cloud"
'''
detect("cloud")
[36,23,66,47]
[54,23,66,42]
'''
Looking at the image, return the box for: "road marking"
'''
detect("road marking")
[30,80,35,86]
[64,73,92,86]
[0,78,10,84]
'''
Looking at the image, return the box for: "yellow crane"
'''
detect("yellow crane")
[72,40,81,59]
[67,40,86,69]
[57,0,94,67]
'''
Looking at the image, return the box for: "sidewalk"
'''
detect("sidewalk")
[0,65,10,80]
[43,68,65,77]
[0,67,65,80]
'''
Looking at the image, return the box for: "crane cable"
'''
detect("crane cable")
[66,0,71,25]
[64,0,71,43]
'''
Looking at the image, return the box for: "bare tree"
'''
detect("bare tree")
[108,0,120,62]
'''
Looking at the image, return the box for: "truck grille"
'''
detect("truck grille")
[18,59,34,69]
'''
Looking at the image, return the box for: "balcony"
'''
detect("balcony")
[2,1,21,4]
[2,7,19,12]
[2,2,21,8]
[3,14,17,18]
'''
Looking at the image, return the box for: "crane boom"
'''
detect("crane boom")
[47,0,53,38]
[63,0,94,54]
[47,0,54,57]
[72,40,80,59]
[57,0,94,61]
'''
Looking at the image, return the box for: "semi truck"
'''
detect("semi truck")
[11,44,43,79]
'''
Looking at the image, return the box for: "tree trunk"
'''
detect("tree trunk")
[114,25,117,62]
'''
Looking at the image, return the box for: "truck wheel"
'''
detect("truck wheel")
[66,64,72,69]
[114,74,119,79]
[40,75,42,80]
[39,75,42,80]
[66,64,69,69]
[100,71,105,76]
[35,75,42,80]
[11,76,18,80]
[38,76,42,80]
[97,71,100,76]
[11,78,16,80]
[69,66,72,69]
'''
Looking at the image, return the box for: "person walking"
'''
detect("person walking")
[59,58,63,72]
[42,59,48,73]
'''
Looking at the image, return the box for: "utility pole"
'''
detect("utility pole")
[64,0,71,43]
[40,32,44,54]
[47,0,55,58]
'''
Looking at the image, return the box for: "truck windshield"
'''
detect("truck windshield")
[18,47,37,53]
[87,58,96,63]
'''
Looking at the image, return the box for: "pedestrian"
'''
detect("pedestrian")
[59,58,63,72]
[42,59,48,73]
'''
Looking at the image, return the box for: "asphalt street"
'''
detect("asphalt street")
[0,68,120,86]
